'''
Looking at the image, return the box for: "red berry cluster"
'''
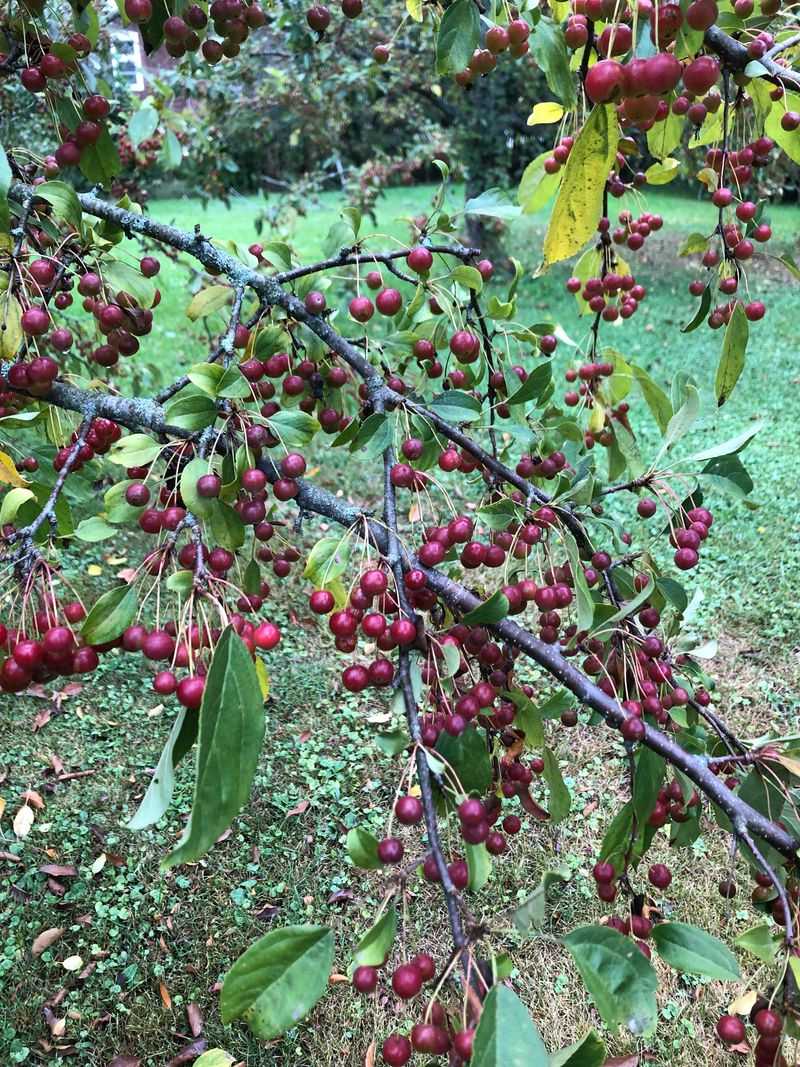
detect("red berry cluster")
[454,19,532,87]
[717,1005,786,1065]
[125,0,266,62]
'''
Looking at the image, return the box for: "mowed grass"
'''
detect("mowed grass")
[2,182,800,1066]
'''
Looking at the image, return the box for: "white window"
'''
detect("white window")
[110,29,146,92]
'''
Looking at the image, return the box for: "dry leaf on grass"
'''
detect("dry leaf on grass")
[32,927,65,956]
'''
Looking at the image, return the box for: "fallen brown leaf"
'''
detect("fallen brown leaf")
[39,864,78,878]
[0,850,22,863]
[286,799,310,817]
[49,754,65,775]
[21,789,45,809]
[186,1002,203,1037]
[32,707,54,731]
[32,927,65,956]
[107,1057,141,1067]
[364,1039,376,1067]
[159,981,172,1009]
[604,1057,639,1067]
[166,1039,208,1065]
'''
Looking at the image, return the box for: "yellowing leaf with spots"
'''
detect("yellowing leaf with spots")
[527,101,564,126]
[255,657,270,701]
[0,291,22,360]
[0,449,26,488]
[542,104,618,269]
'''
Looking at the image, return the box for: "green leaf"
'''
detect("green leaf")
[542,105,618,268]
[647,107,684,160]
[186,285,231,321]
[352,906,397,969]
[563,925,658,1036]
[655,384,700,460]
[0,487,35,526]
[715,302,749,407]
[506,362,552,407]
[78,126,121,184]
[562,531,594,632]
[632,747,665,829]
[503,689,544,749]
[518,152,562,215]
[267,409,320,448]
[598,800,634,874]
[549,1030,606,1067]
[304,536,351,587]
[75,516,116,542]
[462,590,509,625]
[35,181,82,230]
[208,501,245,551]
[162,627,266,869]
[681,284,711,333]
[180,457,218,517]
[651,922,740,980]
[530,17,576,107]
[161,128,183,170]
[436,0,480,75]
[512,867,570,936]
[684,421,763,464]
[104,259,156,309]
[466,842,492,892]
[451,264,483,292]
[631,364,672,435]
[187,362,225,397]
[543,747,570,822]
[108,433,162,468]
[220,925,334,1039]
[428,389,483,423]
[165,390,218,431]
[128,105,159,148]
[346,826,381,869]
[128,708,198,830]
[471,984,548,1067]
[375,729,408,756]
[436,727,492,796]
[734,923,780,964]
[463,188,522,220]
[0,143,11,234]
[82,583,138,645]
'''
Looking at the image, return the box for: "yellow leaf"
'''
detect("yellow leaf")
[186,285,231,322]
[13,804,34,838]
[589,401,606,434]
[645,158,681,185]
[0,291,23,360]
[0,449,26,488]
[86,564,103,576]
[527,101,565,126]
[62,954,83,971]
[194,1052,236,1067]
[406,0,423,20]
[542,104,619,269]
[696,167,718,191]
[255,658,270,701]
[728,989,758,1015]
[0,797,4,820]
[775,755,800,779]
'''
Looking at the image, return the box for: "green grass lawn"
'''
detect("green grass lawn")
[2,182,800,1066]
